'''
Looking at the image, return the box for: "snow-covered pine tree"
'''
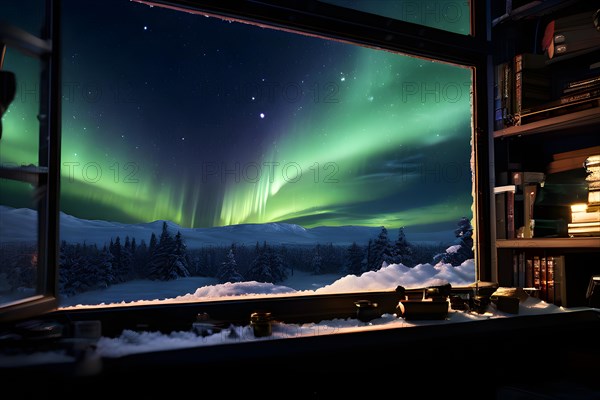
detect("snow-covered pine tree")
[245,241,286,283]
[246,241,271,282]
[311,244,323,275]
[266,246,287,282]
[217,247,244,283]
[59,241,82,297]
[173,231,191,275]
[59,242,100,296]
[345,241,364,275]
[148,232,158,257]
[132,238,148,278]
[365,239,374,272]
[432,217,475,266]
[369,227,394,271]
[93,244,116,288]
[146,221,191,281]
[109,236,126,283]
[318,243,343,273]
[393,227,414,267]
[121,236,134,280]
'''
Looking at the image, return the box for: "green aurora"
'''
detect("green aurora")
[0,1,473,233]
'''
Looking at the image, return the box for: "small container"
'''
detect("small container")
[354,300,380,322]
[449,294,469,311]
[250,311,272,337]
[471,295,491,314]
[424,283,452,301]
[397,300,449,320]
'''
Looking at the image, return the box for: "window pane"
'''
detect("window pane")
[319,0,471,35]
[0,50,41,168]
[0,0,45,309]
[0,179,40,305]
[6,0,476,307]
[0,0,46,37]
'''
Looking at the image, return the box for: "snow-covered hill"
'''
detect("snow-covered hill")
[0,206,452,248]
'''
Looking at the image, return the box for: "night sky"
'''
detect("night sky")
[1,0,473,234]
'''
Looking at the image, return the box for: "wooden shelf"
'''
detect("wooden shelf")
[493,0,583,26]
[493,107,600,139]
[496,237,600,249]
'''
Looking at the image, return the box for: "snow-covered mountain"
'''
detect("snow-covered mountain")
[0,206,452,248]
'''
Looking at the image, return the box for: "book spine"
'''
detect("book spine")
[568,226,600,234]
[559,88,600,105]
[547,256,555,305]
[507,190,515,239]
[502,62,514,126]
[513,252,518,286]
[494,62,505,130]
[525,257,533,288]
[521,88,600,117]
[495,191,507,239]
[523,183,537,238]
[554,255,566,307]
[533,255,541,290]
[512,251,526,288]
[563,81,600,94]
[571,211,600,223]
[566,74,600,90]
[518,251,525,288]
[513,54,523,125]
[567,221,600,228]
[589,190,600,205]
[540,256,547,302]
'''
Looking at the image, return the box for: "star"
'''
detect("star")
[260,113,265,119]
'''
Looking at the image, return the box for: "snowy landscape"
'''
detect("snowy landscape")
[0,205,475,306]
[0,203,581,367]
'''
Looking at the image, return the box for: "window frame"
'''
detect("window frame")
[0,0,62,323]
[0,0,493,326]
[130,0,493,282]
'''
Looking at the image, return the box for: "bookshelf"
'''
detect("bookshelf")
[493,107,600,138]
[492,0,600,307]
[496,237,600,249]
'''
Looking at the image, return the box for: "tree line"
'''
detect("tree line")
[0,218,474,298]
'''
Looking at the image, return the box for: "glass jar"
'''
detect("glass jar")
[250,311,272,337]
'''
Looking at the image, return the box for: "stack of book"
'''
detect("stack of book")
[511,53,552,126]
[493,8,600,130]
[494,53,551,129]
[513,253,565,306]
[495,51,600,128]
[519,62,600,125]
[542,9,600,62]
[568,154,600,237]
[547,145,600,175]
[586,154,600,204]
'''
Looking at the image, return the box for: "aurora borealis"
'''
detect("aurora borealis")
[1,0,473,235]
